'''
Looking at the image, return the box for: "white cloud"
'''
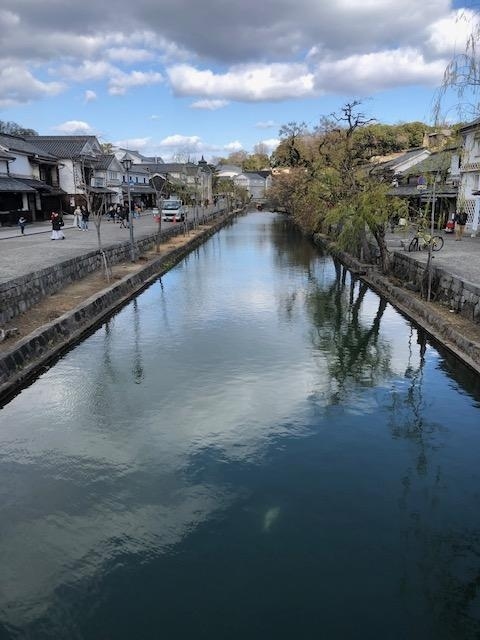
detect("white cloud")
[313,48,447,94]
[259,138,280,154]
[255,120,277,129]
[0,62,64,108]
[190,99,229,110]
[150,114,160,119]
[106,47,154,63]
[109,70,163,95]
[159,134,202,148]
[168,63,315,102]
[224,141,244,151]
[57,61,163,96]
[84,89,97,103]
[58,60,117,83]
[425,9,476,57]
[0,8,19,28]
[54,120,94,134]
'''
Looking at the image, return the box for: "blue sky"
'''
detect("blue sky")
[0,0,477,161]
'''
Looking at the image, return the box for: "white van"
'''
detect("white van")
[162,198,185,222]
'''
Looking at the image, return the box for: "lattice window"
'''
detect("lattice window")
[463,199,476,225]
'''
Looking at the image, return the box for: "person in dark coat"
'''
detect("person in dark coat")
[80,206,89,231]
[50,211,65,240]
[454,210,468,241]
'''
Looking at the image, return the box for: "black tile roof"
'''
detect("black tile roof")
[0,176,37,192]
[0,134,58,161]
[24,135,100,158]
[95,154,115,170]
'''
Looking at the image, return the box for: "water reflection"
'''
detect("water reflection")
[0,212,479,639]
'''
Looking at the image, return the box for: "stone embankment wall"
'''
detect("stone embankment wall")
[313,233,480,375]
[390,251,480,324]
[0,211,238,402]
[0,214,221,325]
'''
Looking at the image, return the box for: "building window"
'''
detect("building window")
[108,171,117,180]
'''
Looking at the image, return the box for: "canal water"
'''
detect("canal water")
[0,211,479,639]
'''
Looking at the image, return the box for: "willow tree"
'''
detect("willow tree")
[434,10,480,120]
[325,180,407,273]
[308,102,409,271]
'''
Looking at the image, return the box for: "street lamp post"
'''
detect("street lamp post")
[194,176,199,229]
[121,157,136,262]
[427,174,441,302]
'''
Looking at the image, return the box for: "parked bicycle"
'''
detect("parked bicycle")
[408,228,444,252]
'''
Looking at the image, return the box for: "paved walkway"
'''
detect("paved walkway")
[386,228,480,287]
[0,209,206,284]
[1,212,479,288]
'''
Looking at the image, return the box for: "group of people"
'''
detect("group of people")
[51,204,89,240]
[106,204,131,228]
[106,203,142,227]
[17,201,143,241]
[72,205,90,231]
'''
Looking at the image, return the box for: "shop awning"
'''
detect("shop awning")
[11,177,66,195]
[0,176,37,192]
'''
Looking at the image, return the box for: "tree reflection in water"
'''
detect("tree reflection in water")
[269,213,480,636]
[390,327,480,638]
[306,259,392,403]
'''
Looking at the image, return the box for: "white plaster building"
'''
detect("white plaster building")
[25,135,104,210]
[458,118,480,235]
[0,134,63,223]
[215,164,242,179]
[233,171,272,201]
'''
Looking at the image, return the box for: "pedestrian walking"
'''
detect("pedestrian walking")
[454,209,468,241]
[81,206,89,231]
[50,211,65,240]
[118,207,127,228]
[18,216,27,235]
[72,205,82,229]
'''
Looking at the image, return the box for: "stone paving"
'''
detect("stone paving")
[386,228,480,287]
[0,209,203,284]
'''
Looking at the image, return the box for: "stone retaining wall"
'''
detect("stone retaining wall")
[313,233,480,375]
[390,251,480,324]
[0,213,223,325]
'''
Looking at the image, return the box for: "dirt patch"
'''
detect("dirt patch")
[0,230,199,353]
